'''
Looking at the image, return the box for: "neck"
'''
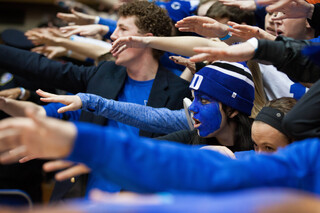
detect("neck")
[126,53,159,81]
[215,121,237,147]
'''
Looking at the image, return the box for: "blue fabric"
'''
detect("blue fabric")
[77,93,189,134]
[98,18,117,40]
[63,189,312,213]
[190,63,254,116]
[301,43,320,66]
[154,0,198,23]
[110,77,154,136]
[43,102,81,121]
[69,122,320,194]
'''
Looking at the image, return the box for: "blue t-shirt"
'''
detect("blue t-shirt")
[108,77,154,135]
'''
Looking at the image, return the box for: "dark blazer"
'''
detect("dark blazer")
[0,45,191,132]
[0,44,191,198]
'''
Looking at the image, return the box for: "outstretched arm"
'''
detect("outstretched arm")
[257,0,314,20]
[37,90,189,134]
[0,97,46,117]
[111,36,227,57]
[78,93,189,134]
[0,114,319,193]
[28,33,111,60]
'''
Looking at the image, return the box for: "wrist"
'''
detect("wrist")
[220,26,232,41]
[18,87,26,100]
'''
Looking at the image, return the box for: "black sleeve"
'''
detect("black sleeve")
[0,44,98,94]
[156,130,196,144]
[253,36,320,83]
[282,79,320,140]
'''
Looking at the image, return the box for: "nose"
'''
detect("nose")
[110,28,119,42]
[189,100,198,114]
[273,12,283,25]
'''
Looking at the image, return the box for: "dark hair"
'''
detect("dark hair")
[118,1,173,59]
[192,104,254,152]
[222,104,254,151]
[206,1,255,25]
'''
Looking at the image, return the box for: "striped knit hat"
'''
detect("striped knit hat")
[189,61,255,116]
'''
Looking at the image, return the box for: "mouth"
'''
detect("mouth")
[266,27,276,36]
[192,117,201,129]
[276,30,283,36]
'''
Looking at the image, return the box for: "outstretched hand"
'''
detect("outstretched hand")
[57,9,96,25]
[111,36,149,56]
[37,89,82,113]
[43,160,91,181]
[219,0,256,11]
[0,109,76,164]
[31,46,67,59]
[169,56,196,74]
[256,0,314,20]
[190,41,255,63]
[228,21,276,41]
[60,24,108,38]
[175,16,229,38]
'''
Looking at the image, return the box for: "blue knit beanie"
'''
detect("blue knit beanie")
[189,61,254,116]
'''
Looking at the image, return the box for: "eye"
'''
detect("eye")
[265,146,275,152]
[200,97,210,105]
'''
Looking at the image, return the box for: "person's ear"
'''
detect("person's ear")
[226,107,238,118]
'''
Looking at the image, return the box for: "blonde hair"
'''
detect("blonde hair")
[246,60,267,118]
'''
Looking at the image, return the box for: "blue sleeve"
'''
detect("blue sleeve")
[77,93,189,134]
[68,123,320,193]
[43,102,81,121]
[98,17,117,40]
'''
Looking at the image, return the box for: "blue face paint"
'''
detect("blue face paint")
[189,91,222,137]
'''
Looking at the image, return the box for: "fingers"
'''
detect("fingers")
[57,105,75,113]
[43,160,74,172]
[169,56,188,66]
[36,89,57,98]
[55,164,90,181]
[19,154,37,163]
[0,129,22,153]
[0,146,27,164]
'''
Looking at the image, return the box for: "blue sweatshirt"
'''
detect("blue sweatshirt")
[67,122,320,194]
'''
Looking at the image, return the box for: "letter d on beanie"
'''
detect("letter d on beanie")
[190,61,255,116]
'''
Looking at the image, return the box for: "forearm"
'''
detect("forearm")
[59,38,110,60]
[253,36,318,83]
[69,123,319,193]
[0,98,46,117]
[78,93,189,134]
[146,36,227,57]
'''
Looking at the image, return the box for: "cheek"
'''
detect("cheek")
[197,102,222,137]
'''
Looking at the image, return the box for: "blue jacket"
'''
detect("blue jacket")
[68,122,320,194]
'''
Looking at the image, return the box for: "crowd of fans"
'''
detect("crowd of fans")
[0,0,320,211]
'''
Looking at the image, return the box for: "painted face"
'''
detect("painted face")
[251,121,290,153]
[110,16,146,66]
[189,90,222,137]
